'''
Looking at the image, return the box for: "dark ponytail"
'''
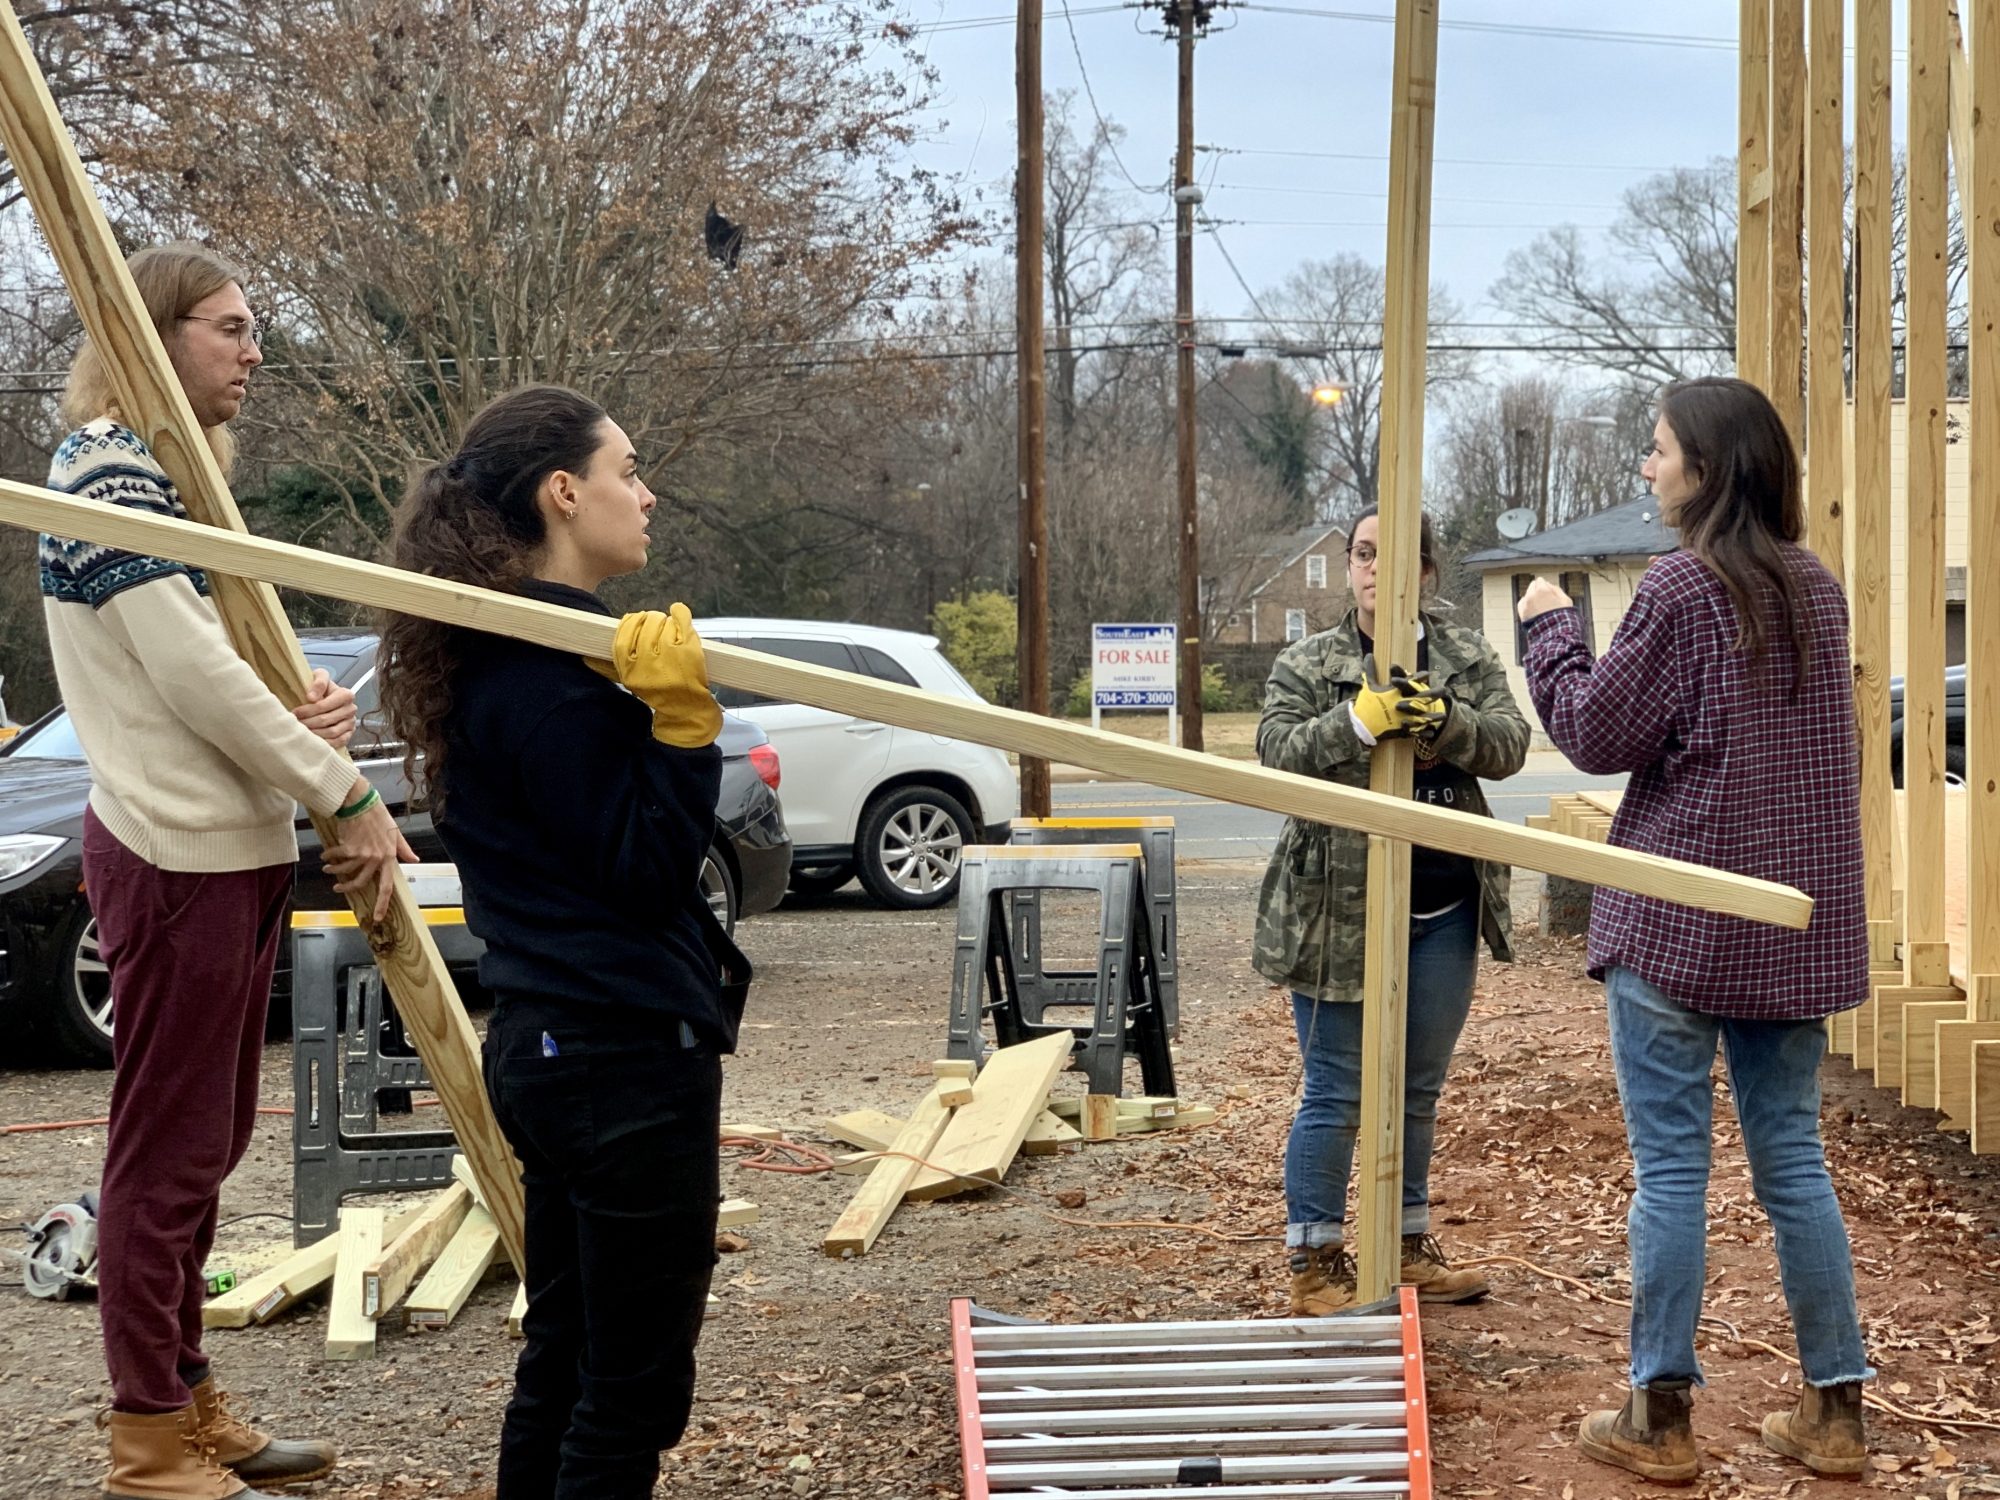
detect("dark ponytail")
[379,384,609,810]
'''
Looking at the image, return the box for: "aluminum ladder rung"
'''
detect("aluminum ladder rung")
[979,1401,1409,1437]
[953,1293,1434,1499]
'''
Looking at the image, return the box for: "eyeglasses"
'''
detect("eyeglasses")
[179,314,264,349]
[1347,546,1378,567]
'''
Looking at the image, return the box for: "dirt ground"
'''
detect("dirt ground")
[4,861,2000,1499]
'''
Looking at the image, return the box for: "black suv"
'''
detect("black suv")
[0,628,790,1065]
[1888,664,1966,788]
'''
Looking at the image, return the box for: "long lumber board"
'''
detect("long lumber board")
[0,478,1811,931]
[907,1032,1075,1200]
[362,1182,471,1319]
[0,7,524,1275]
[823,1087,954,1258]
[404,1205,503,1330]
[202,1205,423,1330]
[325,1207,386,1360]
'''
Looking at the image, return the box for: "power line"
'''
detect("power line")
[1229,5,1740,52]
[1209,182,1625,212]
[1199,144,1708,173]
[1058,0,1160,196]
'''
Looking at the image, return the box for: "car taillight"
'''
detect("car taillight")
[749,743,781,791]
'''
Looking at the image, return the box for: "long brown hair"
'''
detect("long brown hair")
[63,242,247,475]
[378,384,609,811]
[1656,377,1812,693]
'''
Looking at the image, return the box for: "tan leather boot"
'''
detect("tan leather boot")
[1288,1245,1357,1316]
[102,1406,271,1500]
[1399,1233,1489,1303]
[1577,1381,1699,1485]
[1761,1381,1866,1476]
[190,1375,337,1488]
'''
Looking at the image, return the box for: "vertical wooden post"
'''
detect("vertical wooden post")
[1805,0,1845,581]
[1968,0,2000,1011]
[1738,0,1773,389]
[1016,0,1051,816]
[1354,0,1438,1305]
[1768,0,1806,434]
[1905,0,1954,989]
[0,1,526,1272]
[1854,0,1902,965]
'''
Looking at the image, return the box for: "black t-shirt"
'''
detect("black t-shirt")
[434,579,749,1047]
[1356,628,1479,913]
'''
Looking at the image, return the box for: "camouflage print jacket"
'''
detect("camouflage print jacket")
[1252,609,1530,1001]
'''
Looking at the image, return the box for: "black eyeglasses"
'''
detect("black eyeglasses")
[1347,545,1378,566]
[179,314,264,349]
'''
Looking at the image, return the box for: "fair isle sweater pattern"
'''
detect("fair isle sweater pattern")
[40,420,210,608]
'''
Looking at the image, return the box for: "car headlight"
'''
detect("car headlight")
[0,833,67,883]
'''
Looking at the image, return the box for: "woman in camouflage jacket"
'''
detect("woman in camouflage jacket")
[1254,506,1530,1315]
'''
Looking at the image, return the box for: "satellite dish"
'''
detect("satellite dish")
[1496,507,1538,542]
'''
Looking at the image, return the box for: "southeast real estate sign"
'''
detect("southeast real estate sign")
[1091,623,1178,742]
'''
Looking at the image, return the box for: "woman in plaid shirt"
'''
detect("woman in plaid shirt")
[1521,377,1871,1484]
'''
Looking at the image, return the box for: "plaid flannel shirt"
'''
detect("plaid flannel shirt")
[1523,546,1867,1020]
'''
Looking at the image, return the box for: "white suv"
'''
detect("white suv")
[695,618,1019,908]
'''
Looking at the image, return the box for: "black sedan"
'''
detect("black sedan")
[0,627,791,1066]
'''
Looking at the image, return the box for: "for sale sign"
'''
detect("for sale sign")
[1092,623,1177,709]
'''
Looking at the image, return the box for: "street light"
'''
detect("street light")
[1311,381,1347,407]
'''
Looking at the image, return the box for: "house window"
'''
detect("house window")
[1226,612,1242,627]
[1286,608,1307,642]
[1305,553,1327,589]
[1561,572,1595,657]
[1511,575,1533,665]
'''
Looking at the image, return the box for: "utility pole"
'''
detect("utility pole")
[1172,0,1211,751]
[1016,0,1051,816]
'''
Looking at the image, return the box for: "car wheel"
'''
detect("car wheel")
[46,903,114,1067]
[786,864,855,899]
[854,785,974,910]
[1947,742,1967,788]
[701,846,739,937]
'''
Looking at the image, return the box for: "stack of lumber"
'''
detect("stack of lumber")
[819,1034,1216,1259]
[1528,789,1621,844]
[206,1159,756,1358]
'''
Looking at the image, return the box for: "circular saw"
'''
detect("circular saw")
[23,1191,99,1301]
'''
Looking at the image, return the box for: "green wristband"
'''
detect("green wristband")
[335,786,381,820]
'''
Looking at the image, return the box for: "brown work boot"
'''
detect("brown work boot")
[1399,1232,1489,1303]
[1288,1244,1357,1316]
[190,1375,336,1488]
[102,1406,273,1499]
[1577,1381,1699,1485]
[1761,1381,1866,1476]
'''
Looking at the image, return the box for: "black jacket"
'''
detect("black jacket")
[435,579,749,1048]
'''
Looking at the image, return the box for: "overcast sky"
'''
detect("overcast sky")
[892,0,1917,335]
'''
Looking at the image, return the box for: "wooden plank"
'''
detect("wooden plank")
[1353,0,1440,1309]
[1805,0,1846,578]
[1970,0,2000,998]
[1902,999,1966,1107]
[718,1199,759,1229]
[1854,993,1879,1070]
[201,1206,422,1330]
[1971,1041,2000,1152]
[507,1281,528,1336]
[1524,814,1555,833]
[325,1208,385,1361]
[1827,1007,1855,1057]
[908,1033,1076,1200]
[1949,1,1975,216]
[0,480,1817,932]
[362,1183,471,1320]
[1081,1094,1120,1142]
[1907,0,1954,978]
[1935,1020,2000,1126]
[824,1110,906,1153]
[1739,0,1774,389]
[1855,0,1901,965]
[1768,0,1806,434]
[1021,1108,1083,1156]
[934,1060,977,1108]
[404,1205,503,1330]
[823,1087,954,1257]
[0,5,526,1277]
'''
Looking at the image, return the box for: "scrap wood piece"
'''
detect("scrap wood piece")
[721,1122,783,1141]
[203,1205,422,1330]
[823,1109,905,1153]
[1081,1094,1119,1142]
[822,1086,954,1258]
[1021,1108,1081,1156]
[718,1199,758,1228]
[363,1182,472,1320]
[404,1204,503,1330]
[934,1058,977,1107]
[507,1281,527,1337]
[1117,1104,1218,1135]
[906,1032,1074,1201]
[325,1207,386,1361]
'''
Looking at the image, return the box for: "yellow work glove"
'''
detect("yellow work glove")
[597,604,723,749]
[1349,658,1447,744]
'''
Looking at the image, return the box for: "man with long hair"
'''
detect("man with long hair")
[43,242,410,1499]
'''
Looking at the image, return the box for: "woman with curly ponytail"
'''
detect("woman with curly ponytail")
[380,384,748,1500]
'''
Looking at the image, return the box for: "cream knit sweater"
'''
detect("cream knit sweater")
[39,419,357,872]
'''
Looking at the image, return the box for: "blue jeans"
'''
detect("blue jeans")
[1605,967,1872,1389]
[1285,899,1479,1249]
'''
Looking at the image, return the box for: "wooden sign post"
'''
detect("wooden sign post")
[0,0,526,1272]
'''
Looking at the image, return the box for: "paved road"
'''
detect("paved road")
[1050,764,1627,863]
